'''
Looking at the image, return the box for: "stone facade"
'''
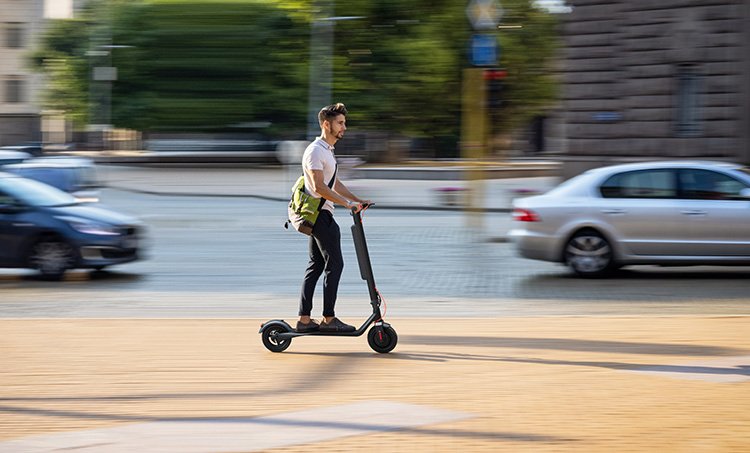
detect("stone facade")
[0,0,46,146]
[560,0,750,177]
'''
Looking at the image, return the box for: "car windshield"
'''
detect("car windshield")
[0,176,78,207]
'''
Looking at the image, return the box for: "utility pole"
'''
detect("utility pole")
[306,0,364,140]
[307,0,334,140]
[462,0,502,230]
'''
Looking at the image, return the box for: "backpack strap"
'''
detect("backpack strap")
[317,164,338,211]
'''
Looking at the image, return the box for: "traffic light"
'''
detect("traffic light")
[484,68,507,111]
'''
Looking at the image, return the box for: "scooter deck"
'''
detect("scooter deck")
[275,317,380,339]
[280,329,367,339]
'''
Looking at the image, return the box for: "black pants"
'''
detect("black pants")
[299,210,343,317]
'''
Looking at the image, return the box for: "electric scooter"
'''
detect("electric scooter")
[259,203,397,353]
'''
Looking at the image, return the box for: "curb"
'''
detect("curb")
[105,185,513,214]
[356,164,560,180]
[91,156,561,180]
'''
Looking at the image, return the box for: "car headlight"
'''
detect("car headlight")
[56,216,120,236]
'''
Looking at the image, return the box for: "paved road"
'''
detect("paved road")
[1,189,749,318]
[3,317,749,451]
[2,186,750,452]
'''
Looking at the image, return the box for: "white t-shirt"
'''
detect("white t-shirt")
[302,137,337,213]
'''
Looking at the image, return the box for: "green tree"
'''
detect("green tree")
[332,0,467,138]
[29,0,560,154]
[29,19,92,128]
[110,0,310,133]
[496,0,560,132]
[331,0,560,155]
[31,0,310,134]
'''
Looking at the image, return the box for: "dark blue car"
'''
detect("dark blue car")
[0,172,143,278]
[3,156,99,201]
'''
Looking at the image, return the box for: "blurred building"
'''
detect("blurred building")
[560,0,750,177]
[0,0,48,146]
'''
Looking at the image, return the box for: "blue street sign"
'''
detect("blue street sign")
[471,34,499,66]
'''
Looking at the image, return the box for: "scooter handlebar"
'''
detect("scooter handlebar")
[351,202,374,215]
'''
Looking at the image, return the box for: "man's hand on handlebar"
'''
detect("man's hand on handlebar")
[348,200,373,214]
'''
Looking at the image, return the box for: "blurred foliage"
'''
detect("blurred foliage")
[109,1,309,133]
[497,0,561,133]
[332,0,467,140]
[28,19,92,127]
[30,0,561,148]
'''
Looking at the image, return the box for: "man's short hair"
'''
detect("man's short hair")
[318,103,347,126]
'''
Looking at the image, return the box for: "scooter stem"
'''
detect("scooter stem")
[350,207,379,305]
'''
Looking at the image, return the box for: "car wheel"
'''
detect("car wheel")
[564,230,614,277]
[28,237,76,279]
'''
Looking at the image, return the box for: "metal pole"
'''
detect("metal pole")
[461,68,487,231]
[307,0,334,141]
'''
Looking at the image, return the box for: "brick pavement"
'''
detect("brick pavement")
[1,317,749,452]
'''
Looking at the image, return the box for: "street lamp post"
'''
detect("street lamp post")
[306,5,333,141]
[86,44,132,152]
[306,0,364,140]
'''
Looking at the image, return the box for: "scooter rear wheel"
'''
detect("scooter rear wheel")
[262,324,292,353]
[368,325,397,353]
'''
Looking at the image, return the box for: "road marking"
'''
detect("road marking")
[629,355,750,383]
[0,400,472,453]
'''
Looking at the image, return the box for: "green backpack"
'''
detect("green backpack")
[285,166,337,236]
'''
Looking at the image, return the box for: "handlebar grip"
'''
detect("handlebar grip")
[350,202,374,214]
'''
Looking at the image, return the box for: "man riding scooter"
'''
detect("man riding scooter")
[295,103,371,334]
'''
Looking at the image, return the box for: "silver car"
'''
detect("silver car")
[509,161,750,276]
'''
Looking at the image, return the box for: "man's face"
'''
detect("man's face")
[325,114,346,140]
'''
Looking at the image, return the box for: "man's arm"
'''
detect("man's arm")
[333,179,367,204]
[309,169,355,208]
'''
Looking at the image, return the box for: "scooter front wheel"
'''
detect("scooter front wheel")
[368,325,397,353]
[262,324,292,353]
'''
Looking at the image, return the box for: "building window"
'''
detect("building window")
[5,77,25,103]
[5,23,24,48]
[675,65,702,137]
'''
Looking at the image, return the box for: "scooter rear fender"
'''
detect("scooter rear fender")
[259,319,293,333]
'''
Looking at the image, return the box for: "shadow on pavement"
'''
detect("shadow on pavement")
[516,268,750,301]
[0,270,143,286]
[286,351,750,380]
[534,267,750,281]
[0,403,574,444]
[493,357,750,379]
[602,267,750,279]
[0,356,358,404]
[401,335,743,356]
[86,270,143,283]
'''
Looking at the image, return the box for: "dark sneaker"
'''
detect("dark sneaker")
[319,317,355,333]
[296,319,320,333]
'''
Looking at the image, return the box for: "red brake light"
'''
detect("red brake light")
[512,208,540,222]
